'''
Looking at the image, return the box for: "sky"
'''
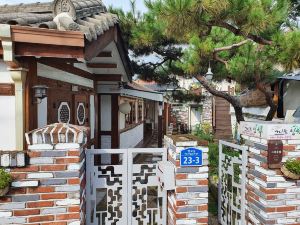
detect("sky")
[1,0,147,13]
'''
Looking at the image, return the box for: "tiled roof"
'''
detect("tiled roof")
[0,0,118,41]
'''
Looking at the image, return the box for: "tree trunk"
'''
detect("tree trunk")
[256,82,278,121]
[195,75,245,123]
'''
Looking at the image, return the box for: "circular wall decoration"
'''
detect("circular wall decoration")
[77,103,86,125]
[58,102,70,123]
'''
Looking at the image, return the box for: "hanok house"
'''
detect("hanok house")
[0,0,164,151]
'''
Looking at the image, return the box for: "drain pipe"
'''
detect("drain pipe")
[0,24,28,150]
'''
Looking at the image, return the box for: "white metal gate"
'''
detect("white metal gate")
[218,141,248,225]
[86,148,167,225]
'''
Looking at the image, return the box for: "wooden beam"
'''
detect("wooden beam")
[97,51,112,57]
[111,94,119,148]
[95,74,122,82]
[86,63,117,69]
[15,42,84,59]
[0,84,15,95]
[39,59,96,81]
[11,25,85,47]
[85,26,116,61]
[0,42,3,56]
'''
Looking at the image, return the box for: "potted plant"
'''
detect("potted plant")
[0,168,12,196]
[281,159,300,180]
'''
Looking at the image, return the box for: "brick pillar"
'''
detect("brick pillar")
[240,121,300,224]
[0,123,87,225]
[164,135,209,225]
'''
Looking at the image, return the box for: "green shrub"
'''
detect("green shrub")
[284,159,300,175]
[208,143,219,176]
[0,169,12,189]
[194,123,214,143]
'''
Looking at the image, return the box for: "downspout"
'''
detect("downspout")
[0,24,28,150]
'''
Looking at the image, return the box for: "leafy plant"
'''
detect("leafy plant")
[0,169,12,189]
[284,159,300,175]
[208,143,219,176]
[194,123,214,143]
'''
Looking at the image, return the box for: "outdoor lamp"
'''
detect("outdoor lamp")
[205,62,213,81]
[119,102,131,114]
[32,85,48,104]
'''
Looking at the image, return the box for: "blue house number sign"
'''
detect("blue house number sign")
[180,148,203,167]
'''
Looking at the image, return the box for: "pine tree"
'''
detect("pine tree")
[112,0,300,122]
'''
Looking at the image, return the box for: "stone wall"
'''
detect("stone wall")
[0,123,87,225]
[164,135,209,225]
[240,121,300,224]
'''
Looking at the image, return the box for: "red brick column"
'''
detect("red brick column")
[0,123,87,225]
[164,135,209,225]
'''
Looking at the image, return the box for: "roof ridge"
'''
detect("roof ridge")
[0,2,53,14]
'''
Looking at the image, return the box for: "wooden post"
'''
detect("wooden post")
[158,102,163,148]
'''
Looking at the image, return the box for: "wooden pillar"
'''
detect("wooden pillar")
[10,68,28,150]
[111,94,119,149]
[158,102,163,148]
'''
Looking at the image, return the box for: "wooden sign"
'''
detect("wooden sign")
[267,140,283,169]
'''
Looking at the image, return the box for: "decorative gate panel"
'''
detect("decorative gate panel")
[86,148,167,225]
[218,141,248,225]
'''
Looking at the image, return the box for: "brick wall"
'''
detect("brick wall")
[240,121,300,225]
[0,123,87,225]
[164,135,209,225]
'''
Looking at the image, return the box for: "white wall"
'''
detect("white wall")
[100,95,111,131]
[38,97,47,128]
[90,95,95,139]
[0,96,16,150]
[120,123,144,148]
[0,61,16,150]
[284,80,300,115]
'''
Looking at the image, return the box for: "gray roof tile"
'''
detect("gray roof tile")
[0,0,118,42]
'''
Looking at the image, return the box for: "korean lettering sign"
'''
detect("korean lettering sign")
[180,148,203,167]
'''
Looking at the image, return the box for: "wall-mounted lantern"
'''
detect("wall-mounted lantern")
[119,102,131,114]
[205,61,213,81]
[32,85,48,104]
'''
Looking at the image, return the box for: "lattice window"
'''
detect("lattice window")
[58,102,70,123]
[77,103,86,125]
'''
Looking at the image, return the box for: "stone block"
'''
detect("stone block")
[30,157,54,165]
[55,185,80,192]
[27,172,53,179]
[55,171,79,178]
[40,207,67,215]
[12,194,40,202]
[0,202,25,210]
[56,199,80,206]
[40,179,67,185]
[11,181,39,187]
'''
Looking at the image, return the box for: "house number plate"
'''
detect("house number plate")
[180,148,203,167]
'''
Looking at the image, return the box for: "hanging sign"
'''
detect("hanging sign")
[180,148,203,167]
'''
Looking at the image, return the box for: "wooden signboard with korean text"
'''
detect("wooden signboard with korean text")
[267,140,283,169]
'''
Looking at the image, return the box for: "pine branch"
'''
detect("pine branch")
[213,39,250,67]
[195,75,245,122]
[216,21,272,45]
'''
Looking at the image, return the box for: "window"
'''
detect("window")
[124,100,138,128]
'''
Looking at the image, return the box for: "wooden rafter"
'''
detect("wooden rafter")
[38,58,96,81]
[86,63,117,69]
[97,52,112,57]
[95,74,122,81]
